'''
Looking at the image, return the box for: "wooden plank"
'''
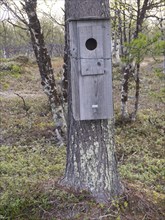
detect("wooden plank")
[69,19,113,120]
[79,59,113,120]
[80,58,104,76]
[67,0,110,20]
[69,21,79,58]
[77,21,104,59]
[69,21,80,120]
[102,20,112,59]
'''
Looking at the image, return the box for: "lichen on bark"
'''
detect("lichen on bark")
[60,0,123,203]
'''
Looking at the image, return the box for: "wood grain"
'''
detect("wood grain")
[69,19,113,120]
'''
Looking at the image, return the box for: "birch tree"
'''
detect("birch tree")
[110,0,165,120]
[1,0,123,202]
[60,0,122,203]
[1,0,65,141]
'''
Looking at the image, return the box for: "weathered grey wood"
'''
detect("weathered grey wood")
[78,22,104,59]
[69,19,113,120]
[67,0,110,19]
[80,58,104,76]
[79,74,113,120]
[69,21,80,120]
[68,17,110,22]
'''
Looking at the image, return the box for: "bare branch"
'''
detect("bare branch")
[42,11,64,27]
[14,93,30,116]
[1,0,29,27]
[7,19,28,30]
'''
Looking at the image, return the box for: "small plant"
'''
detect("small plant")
[154,67,165,80]
[11,64,21,73]
[0,63,22,80]
[149,88,165,103]
[11,64,22,77]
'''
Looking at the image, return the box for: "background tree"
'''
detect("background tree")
[110,0,165,120]
[1,0,64,141]
[0,21,12,58]
[152,8,165,74]
[0,10,64,58]
[40,18,64,57]
[0,20,32,58]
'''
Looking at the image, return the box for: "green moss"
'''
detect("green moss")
[120,156,165,190]
[0,145,66,219]
[10,64,22,77]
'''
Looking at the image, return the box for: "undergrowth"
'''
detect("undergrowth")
[0,145,66,219]
[115,111,165,191]
[0,56,164,219]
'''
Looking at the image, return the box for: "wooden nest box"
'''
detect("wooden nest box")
[69,17,113,120]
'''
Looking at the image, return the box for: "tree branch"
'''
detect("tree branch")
[14,93,30,116]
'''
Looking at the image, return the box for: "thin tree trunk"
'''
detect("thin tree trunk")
[1,0,66,142]
[160,18,165,74]
[163,53,165,74]
[121,64,131,119]
[131,63,140,120]
[22,0,65,143]
[62,10,68,103]
[118,1,130,120]
[118,1,123,57]
[120,0,150,120]
[60,0,122,203]
[111,1,121,65]
[21,0,67,143]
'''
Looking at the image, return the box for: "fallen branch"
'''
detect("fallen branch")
[14,93,30,116]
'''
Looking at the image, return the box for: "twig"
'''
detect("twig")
[42,11,64,27]
[7,19,27,30]
[98,213,118,219]
[142,214,147,220]
[14,93,30,116]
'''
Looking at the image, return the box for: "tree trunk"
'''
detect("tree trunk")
[120,0,149,120]
[60,0,122,203]
[121,64,132,119]
[23,0,66,143]
[1,0,66,143]
[160,18,165,74]
[131,63,140,120]
[111,1,121,66]
[23,1,60,107]
[163,53,165,74]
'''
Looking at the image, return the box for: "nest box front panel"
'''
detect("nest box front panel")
[69,19,113,120]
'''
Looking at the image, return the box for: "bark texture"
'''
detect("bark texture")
[23,1,60,108]
[60,0,122,203]
[134,64,140,118]
[121,64,132,119]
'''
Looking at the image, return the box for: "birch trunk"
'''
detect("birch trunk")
[24,0,60,112]
[131,63,140,120]
[1,0,66,143]
[121,64,132,119]
[60,0,122,203]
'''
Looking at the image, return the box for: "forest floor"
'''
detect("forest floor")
[0,56,165,220]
